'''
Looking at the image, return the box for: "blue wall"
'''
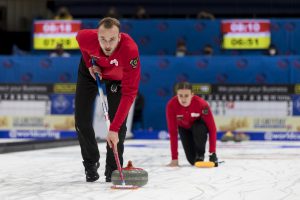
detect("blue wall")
[80,19,300,55]
[1,57,78,83]
[1,55,300,129]
[1,56,300,84]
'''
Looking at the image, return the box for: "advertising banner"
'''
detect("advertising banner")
[50,94,74,115]
[0,116,75,131]
[0,116,76,139]
[292,95,300,116]
[0,84,52,101]
[215,116,300,132]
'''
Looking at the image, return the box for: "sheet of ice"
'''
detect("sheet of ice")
[0,140,300,200]
[0,139,33,143]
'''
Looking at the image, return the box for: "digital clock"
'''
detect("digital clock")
[33,20,82,50]
[222,20,271,50]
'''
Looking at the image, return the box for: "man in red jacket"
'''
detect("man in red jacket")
[166,82,218,167]
[75,17,141,182]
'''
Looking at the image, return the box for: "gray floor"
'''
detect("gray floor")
[0,139,299,200]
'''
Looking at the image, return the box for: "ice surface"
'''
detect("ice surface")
[0,140,300,200]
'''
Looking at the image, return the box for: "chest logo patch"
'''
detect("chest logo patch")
[130,57,139,68]
[191,113,200,117]
[110,59,119,66]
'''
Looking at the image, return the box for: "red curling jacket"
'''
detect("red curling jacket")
[76,29,141,132]
[166,95,217,160]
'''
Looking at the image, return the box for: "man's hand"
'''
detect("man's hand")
[166,159,179,167]
[88,65,102,80]
[209,152,218,167]
[106,131,119,149]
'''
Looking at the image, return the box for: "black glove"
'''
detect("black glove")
[209,153,218,167]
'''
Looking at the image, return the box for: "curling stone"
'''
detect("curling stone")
[234,132,250,142]
[111,161,148,187]
[221,131,235,142]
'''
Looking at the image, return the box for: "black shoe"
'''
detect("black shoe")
[194,155,204,163]
[105,176,111,182]
[105,168,113,182]
[83,161,100,182]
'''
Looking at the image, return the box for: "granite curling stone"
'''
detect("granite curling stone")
[111,161,148,187]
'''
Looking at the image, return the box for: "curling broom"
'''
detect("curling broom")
[93,58,138,189]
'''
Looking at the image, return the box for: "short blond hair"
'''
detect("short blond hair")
[97,17,120,30]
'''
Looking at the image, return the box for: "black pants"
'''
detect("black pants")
[75,57,127,178]
[178,119,208,165]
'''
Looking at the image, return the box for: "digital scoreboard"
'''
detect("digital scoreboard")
[33,20,81,50]
[222,19,271,49]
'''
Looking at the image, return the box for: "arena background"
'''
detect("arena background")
[1,1,300,200]
[0,0,300,145]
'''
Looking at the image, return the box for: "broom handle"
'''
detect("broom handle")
[92,58,110,129]
[112,144,126,185]
[95,74,110,128]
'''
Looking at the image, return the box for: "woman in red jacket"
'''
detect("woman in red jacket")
[166,82,218,167]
